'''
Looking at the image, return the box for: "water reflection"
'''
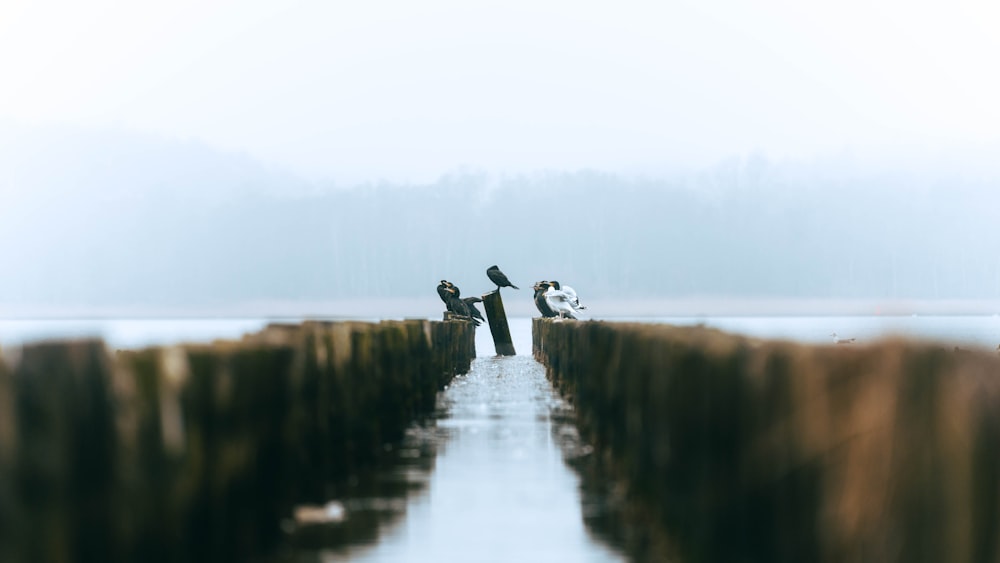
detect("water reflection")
[271,422,445,562]
[272,337,625,562]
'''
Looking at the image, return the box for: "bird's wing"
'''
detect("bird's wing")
[545,289,571,302]
[561,286,586,308]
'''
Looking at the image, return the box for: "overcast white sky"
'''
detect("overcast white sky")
[2,0,999,184]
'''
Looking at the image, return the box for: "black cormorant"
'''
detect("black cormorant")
[445,286,480,325]
[462,295,486,323]
[533,281,557,318]
[437,280,453,305]
[486,265,519,290]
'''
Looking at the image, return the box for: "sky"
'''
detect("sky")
[2,0,999,184]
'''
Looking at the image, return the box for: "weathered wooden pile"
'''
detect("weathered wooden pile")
[0,319,475,563]
[533,318,1000,563]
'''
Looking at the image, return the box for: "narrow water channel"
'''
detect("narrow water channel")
[275,318,626,562]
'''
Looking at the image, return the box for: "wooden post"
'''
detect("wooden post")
[483,290,516,356]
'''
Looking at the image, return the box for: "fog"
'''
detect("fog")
[2,1,999,316]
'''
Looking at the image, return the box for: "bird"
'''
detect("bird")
[533,281,558,318]
[436,280,453,305]
[437,280,472,322]
[462,295,486,324]
[486,265,519,291]
[541,281,579,319]
[444,286,471,318]
[831,333,855,344]
[549,280,586,312]
[445,285,480,325]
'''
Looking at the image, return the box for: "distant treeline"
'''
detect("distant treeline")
[3,150,999,307]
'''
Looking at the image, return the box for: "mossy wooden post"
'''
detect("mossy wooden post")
[483,290,516,356]
[12,340,119,563]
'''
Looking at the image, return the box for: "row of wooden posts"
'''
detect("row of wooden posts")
[533,318,1000,563]
[0,319,476,563]
[8,302,993,562]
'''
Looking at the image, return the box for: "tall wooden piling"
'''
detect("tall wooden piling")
[482,290,516,356]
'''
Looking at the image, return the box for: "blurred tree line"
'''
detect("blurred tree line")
[2,131,998,308]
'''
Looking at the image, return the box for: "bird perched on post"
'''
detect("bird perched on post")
[445,285,480,325]
[462,295,486,324]
[533,281,558,318]
[437,280,454,305]
[486,265,519,291]
[437,280,474,323]
[540,281,579,319]
[549,280,586,312]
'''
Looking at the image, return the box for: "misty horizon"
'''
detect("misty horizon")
[3,123,1000,317]
[2,2,998,316]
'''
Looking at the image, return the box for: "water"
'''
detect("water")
[0,318,276,349]
[640,314,1000,349]
[272,318,623,562]
[331,355,622,562]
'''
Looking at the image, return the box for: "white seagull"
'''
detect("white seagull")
[542,282,580,319]
[549,280,586,312]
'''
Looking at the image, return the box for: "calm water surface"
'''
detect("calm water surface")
[266,318,622,562]
[329,355,622,561]
[635,314,1000,348]
[0,317,277,349]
